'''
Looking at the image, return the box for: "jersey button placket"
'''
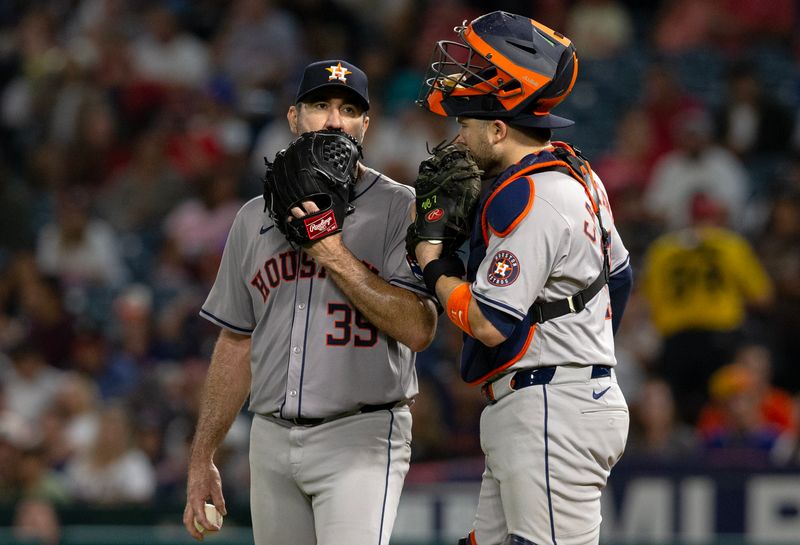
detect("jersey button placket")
[285,270,311,418]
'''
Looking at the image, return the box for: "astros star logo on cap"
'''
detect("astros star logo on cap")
[326,62,352,83]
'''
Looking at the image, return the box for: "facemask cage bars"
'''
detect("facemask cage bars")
[417,24,522,107]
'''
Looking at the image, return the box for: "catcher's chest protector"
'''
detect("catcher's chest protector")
[461,142,611,384]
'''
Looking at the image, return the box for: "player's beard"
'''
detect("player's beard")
[469,133,503,179]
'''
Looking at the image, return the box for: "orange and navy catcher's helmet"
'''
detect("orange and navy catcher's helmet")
[417,11,578,129]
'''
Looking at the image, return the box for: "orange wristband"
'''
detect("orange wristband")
[446,283,474,337]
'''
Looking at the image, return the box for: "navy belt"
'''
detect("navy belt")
[284,401,402,427]
[481,365,612,404]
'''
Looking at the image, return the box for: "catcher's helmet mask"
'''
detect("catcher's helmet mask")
[417,11,578,129]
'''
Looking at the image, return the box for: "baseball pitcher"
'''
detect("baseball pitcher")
[183,60,438,545]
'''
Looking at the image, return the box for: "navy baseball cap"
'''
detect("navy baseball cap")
[507,111,575,129]
[295,60,369,111]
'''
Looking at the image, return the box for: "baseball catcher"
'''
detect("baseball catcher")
[264,129,362,245]
[406,141,483,265]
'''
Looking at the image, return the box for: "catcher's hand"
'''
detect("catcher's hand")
[264,129,362,245]
[406,142,483,260]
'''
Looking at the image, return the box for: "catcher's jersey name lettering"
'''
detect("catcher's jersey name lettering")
[250,251,379,303]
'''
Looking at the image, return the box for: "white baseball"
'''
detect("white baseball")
[194,503,223,534]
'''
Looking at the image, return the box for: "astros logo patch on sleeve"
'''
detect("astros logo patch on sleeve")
[487,250,520,286]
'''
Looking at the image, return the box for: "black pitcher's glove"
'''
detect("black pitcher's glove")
[406,142,483,260]
[264,129,361,245]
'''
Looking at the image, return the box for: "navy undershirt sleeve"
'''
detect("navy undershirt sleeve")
[608,263,633,335]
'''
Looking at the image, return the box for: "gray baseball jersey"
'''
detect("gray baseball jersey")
[200,168,428,419]
[463,164,630,383]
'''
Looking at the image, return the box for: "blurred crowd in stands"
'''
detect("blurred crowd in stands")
[1,0,800,531]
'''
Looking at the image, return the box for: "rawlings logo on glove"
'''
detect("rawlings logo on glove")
[264,130,362,245]
[306,211,337,238]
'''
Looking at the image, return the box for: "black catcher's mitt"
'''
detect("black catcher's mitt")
[406,142,483,260]
[264,129,362,245]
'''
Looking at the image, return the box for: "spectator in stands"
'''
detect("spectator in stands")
[215,0,305,115]
[592,107,663,261]
[641,193,773,423]
[37,405,72,470]
[610,290,660,397]
[0,154,35,255]
[653,0,794,54]
[162,166,243,272]
[13,267,76,368]
[35,187,128,289]
[701,363,782,463]
[697,344,794,439]
[52,372,101,456]
[109,283,159,370]
[58,96,130,189]
[0,424,22,504]
[96,125,189,235]
[12,498,61,545]
[16,444,70,504]
[0,342,64,425]
[593,107,655,206]
[755,188,800,390]
[0,380,35,446]
[0,381,35,502]
[367,105,452,184]
[626,378,700,460]
[771,394,800,466]
[150,288,210,360]
[565,0,633,60]
[69,326,139,401]
[1,7,66,140]
[424,322,483,457]
[411,0,480,71]
[639,63,703,168]
[249,113,295,178]
[714,60,794,160]
[644,108,749,231]
[130,5,211,88]
[652,0,719,54]
[64,403,156,504]
[410,371,453,461]
[713,0,796,52]
[189,78,251,165]
[289,0,363,60]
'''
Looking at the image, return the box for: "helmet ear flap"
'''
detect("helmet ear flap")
[549,48,579,98]
[532,50,578,114]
